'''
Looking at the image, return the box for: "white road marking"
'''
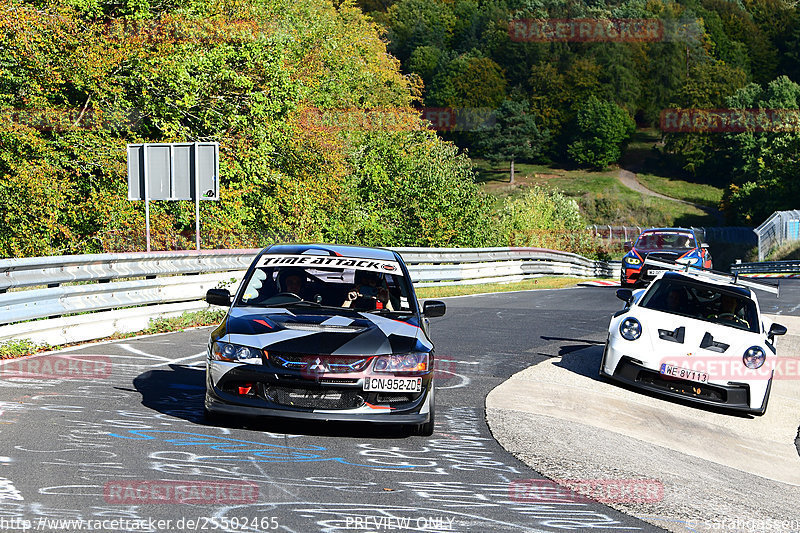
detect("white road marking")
[118,344,171,361]
[436,370,471,390]
[147,352,206,368]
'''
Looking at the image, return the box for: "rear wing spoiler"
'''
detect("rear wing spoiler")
[644,258,780,297]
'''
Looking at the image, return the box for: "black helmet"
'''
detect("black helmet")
[278,267,306,291]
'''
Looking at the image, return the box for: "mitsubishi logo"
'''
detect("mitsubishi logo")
[308,357,327,373]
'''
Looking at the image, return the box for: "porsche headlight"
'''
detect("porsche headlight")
[743,346,766,369]
[211,341,261,362]
[373,352,429,373]
[619,318,642,341]
[625,256,641,266]
[677,256,701,265]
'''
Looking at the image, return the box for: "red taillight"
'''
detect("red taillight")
[238,384,253,395]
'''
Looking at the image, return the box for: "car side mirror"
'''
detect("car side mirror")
[616,288,633,304]
[423,300,446,318]
[623,241,633,252]
[769,323,787,340]
[206,288,232,307]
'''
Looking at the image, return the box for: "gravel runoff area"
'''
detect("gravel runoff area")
[486,314,800,533]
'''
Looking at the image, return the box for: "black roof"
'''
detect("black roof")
[263,243,398,261]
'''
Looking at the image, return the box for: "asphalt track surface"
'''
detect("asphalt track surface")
[1,281,798,533]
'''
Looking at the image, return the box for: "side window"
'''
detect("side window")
[241,268,276,303]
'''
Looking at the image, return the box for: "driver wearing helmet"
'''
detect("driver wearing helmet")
[278,267,307,297]
[343,270,392,310]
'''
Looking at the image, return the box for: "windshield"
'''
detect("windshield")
[640,278,758,332]
[237,254,415,314]
[637,231,695,250]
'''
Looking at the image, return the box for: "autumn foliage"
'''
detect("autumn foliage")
[0,0,495,256]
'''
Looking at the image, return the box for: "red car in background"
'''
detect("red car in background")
[620,228,712,288]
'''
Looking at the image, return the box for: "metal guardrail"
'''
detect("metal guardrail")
[591,225,758,246]
[395,247,618,284]
[754,210,800,261]
[0,247,620,346]
[0,249,257,291]
[731,260,800,275]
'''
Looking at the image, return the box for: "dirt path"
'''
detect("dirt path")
[617,168,724,223]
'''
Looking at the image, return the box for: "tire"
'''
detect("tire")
[415,409,435,436]
[413,390,435,436]
[204,406,223,425]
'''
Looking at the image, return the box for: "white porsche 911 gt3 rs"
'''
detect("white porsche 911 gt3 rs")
[601,260,787,415]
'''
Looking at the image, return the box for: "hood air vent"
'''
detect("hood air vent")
[700,332,729,353]
[658,326,685,344]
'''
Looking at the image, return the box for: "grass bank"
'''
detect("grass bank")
[475,158,717,227]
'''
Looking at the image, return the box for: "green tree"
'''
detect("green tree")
[346,130,497,247]
[663,60,748,175]
[475,99,547,183]
[0,0,498,256]
[719,76,800,224]
[566,96,635,169]
[428,54,507,109]
[384,0,457,63]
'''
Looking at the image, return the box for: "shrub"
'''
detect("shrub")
[566,96,635,169]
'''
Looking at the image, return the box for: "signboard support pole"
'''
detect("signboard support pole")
[143,143,151,252]
[127,142,218,253]
[194,143,201,251]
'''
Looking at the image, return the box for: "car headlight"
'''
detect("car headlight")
[373,352,429,373]
[743,346,766,369]
[677,256,701,265]
[619,318,642,340]
[625,256,642,266]
[211,341,262,362]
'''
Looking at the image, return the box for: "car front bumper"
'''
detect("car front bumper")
[620,266,642,286]
[205,361,432,424]
[601,347,770,415]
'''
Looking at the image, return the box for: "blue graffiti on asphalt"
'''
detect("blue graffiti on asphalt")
[108,430,416,470]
